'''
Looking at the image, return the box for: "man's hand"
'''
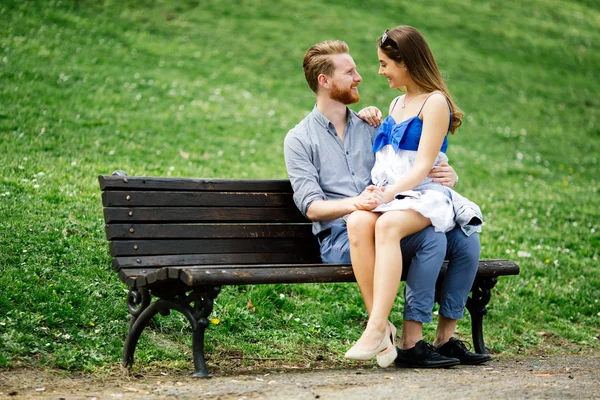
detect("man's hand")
[354,185,384,211]
[428,161,458,188]
[357,106,383,128]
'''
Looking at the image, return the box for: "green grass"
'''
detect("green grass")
[1,0,598,372]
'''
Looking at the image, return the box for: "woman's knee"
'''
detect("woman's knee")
[347,211,376,246]
[347,211,376,234]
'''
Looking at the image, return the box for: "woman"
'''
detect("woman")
[344,25,488,368]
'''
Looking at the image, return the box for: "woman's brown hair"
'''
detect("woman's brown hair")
[379,26,463,134]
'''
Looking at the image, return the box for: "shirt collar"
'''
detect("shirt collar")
[311,104,356,130]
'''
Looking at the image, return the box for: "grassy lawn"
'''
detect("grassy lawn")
[1,0,598,372]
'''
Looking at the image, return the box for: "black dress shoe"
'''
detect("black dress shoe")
[436,337,493,365]
[395,340,460,368]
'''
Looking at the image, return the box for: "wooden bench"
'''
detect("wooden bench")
[98,171,520,378]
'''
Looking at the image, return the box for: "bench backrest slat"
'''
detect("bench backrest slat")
[99,176,293,192]
[113,252,322,270]
[102,191,296,207]
[109,238,318,257]
[103,207,307,223]
[105,224,314,240]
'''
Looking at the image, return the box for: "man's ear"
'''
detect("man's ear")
[317,73,331,90]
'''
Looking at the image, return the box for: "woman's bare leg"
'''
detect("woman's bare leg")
[347,209,431,353]
[346,210,379,314]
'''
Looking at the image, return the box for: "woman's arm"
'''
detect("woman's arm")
[382,93,450,203]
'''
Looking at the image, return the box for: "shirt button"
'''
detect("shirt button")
[351,172,355,176]
[346,151,349,155]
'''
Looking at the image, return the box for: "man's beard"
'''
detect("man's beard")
[330,81,360,104]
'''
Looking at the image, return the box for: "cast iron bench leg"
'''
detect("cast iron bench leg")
[122,287,221,378]
[466,277,497,354]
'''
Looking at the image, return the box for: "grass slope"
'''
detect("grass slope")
[0,0,598,371]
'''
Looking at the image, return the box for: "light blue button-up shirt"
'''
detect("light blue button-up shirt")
[283,105,378,235]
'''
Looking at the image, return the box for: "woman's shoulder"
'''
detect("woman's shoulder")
[422,91,450,112]
[426,91,448,102]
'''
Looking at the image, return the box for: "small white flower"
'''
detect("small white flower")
[279,293,285,299]
[517,251,531,258]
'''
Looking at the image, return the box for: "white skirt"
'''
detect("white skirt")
[372,189,455,233]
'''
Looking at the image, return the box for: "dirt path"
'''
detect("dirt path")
[1,355,599,399]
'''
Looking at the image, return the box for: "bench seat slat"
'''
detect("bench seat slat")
[116,259,520,289]
[99,176,293,192]
[109,238,319,256]
[118,265,355,288]
[113,252,322,270]
[178,266,356,285]
[102,191,296,207]
[460,259,520,277]
[103,207,306,223]
[105,224,313,240]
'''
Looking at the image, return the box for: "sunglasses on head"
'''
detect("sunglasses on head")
[380,29,399,50]
[381,29,390,45]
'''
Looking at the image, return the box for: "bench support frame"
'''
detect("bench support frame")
[465,277,497,354]
[123,286,221,378]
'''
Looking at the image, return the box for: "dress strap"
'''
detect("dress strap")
[390,96,402,114]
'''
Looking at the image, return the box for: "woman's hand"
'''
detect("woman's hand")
[354,185,384,211]
[357,106,383,127]
[428,161,458,188]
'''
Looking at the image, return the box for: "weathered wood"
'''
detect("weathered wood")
[99,175,293,192]
[98,173,520,378]
[105,224,314,240]
[109,238,319,257]
[439,259,520,278]
[113,252,323,270]
[115,259,520,289]
[102,191,296,207]
[179,265,356,286]
[103,207,306,223]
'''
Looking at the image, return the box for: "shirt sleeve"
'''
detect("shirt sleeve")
[283,130,326,218]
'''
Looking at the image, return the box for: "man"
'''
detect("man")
[283,40,490,367]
